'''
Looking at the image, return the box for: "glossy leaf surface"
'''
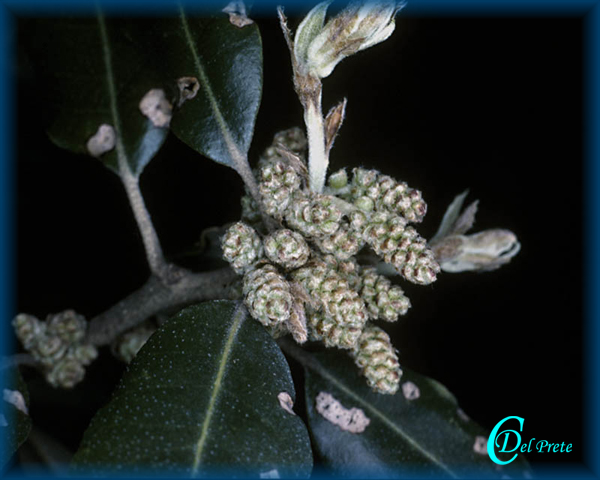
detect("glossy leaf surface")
[303,351,531,478]
[72,301,312,477]
[22,16,172,177]
[164,12,263,171]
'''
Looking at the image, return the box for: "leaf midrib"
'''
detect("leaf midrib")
[306,353,459,478]
[178,7,246,170]
[191,304,245,474]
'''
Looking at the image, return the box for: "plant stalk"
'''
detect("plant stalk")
[86,266,238,346]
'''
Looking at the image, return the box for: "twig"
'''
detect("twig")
[0,353,38,370]
[86,266,238,346]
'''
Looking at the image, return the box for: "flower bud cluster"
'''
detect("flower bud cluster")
[222,129,440,394]
[12,310,97,388]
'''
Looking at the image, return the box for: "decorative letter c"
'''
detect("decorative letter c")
[487,416,525,465]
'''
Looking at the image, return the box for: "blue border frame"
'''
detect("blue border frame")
[0,0,598,478]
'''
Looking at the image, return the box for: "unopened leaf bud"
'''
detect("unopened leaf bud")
[432,229,521,273]
[300,1,401,79]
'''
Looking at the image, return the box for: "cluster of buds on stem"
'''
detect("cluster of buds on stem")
[12,310,97,388]
[224,128,441,394]
[226,2,519,395]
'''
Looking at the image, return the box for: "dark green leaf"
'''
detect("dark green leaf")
[303,351,531,478]
[1,368,32,467]
[22,17,172,177]
[72,301,312,477]
[165,12,262,171]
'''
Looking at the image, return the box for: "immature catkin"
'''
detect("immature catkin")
[243,264,293,327]
[46,353,85,389]
[351,324,402,395]
[360,267,410,321]
[308,311,362,349]
[222,222,264,274]
[349,168,427,223]
[47,310,87,344]
[258,160,301,220]
[315,223,364,260]
[31,330,68,368]
[285,193,342,238]
[12,313,43,350]
[264,229,310,269]
[291,260,367,329]
[361,211,440,285]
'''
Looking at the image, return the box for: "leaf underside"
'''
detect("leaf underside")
[71,301,312,478]
[303,351,531,478]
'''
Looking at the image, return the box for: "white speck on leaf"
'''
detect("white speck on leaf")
[3,389,28,415]
[401,381,420,400]
[277,392,295,415]
[473,435,488,455]
[315,392,370,433]
[86,124,115,157]
[139,88,172,128]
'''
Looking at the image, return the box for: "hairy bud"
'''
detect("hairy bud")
[308,311,362,349]
[13,313,43,350]
[222,222,264,274]
[264,229,310,269]
[285,193,342,237]
[243,264,294,327]
[351,324,402,395]
[47,310,87,344]
[360,267,410,321]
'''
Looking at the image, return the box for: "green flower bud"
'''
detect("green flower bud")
[308,311,362,349]
[259,159,302,220]
[291,260,367,329]
[46,354,85,389]
[31,332,67,367]
[361,211,440,285]
[222,222,264,274]
[47,310,87,344]
[360,267,410,321]
[315,223,364,260]
[12,313,43,350]
[328,169,348,190]
[351,324,402,395]
[243,264,294,327]
[285,193,342,238]
[72,344,98,366]
[264,229,310,269]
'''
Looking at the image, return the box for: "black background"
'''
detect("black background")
[16,10,583,471]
